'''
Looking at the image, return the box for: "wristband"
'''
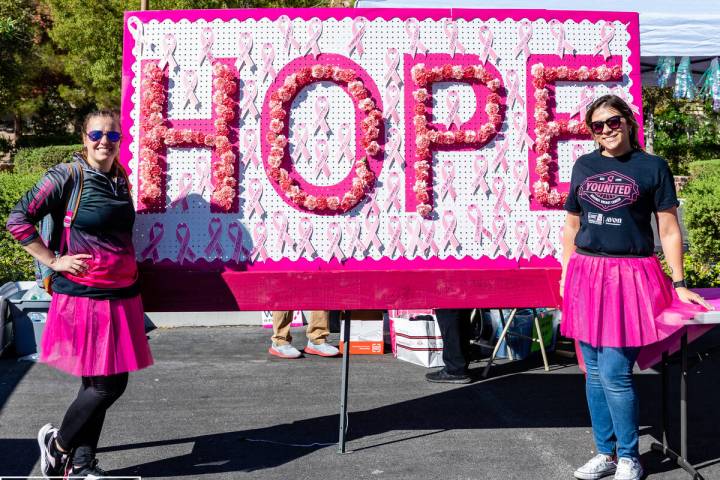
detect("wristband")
[672,279,687,289]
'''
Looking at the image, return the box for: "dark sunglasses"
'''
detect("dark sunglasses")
[86,130,121,142]
[590,115,623,135]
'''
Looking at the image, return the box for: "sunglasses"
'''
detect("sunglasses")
[86,130,121,142]
[590,115,623,135]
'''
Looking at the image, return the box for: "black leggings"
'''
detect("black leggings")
[56,373,128,466]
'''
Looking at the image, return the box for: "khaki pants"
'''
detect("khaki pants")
[271,311,330,346]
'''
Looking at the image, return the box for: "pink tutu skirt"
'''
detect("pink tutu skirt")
[561,252,707,351]
[40,293,154,377]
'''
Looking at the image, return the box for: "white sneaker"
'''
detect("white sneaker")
[573,454,617,479]
[614,457,643,480]
[268,343,302,359]
[304,341,340,357]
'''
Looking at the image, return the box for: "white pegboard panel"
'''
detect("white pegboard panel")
[126,13,636,265]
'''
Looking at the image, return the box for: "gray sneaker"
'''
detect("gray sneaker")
[614,457,643,480]
[304,341,340,357]
[268,343,302,359]
[574,454,617,479]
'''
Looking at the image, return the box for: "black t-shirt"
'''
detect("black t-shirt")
[564,149,679,257]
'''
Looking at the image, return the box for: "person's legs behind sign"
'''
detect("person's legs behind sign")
[425,308,472,384]
[270,311,339,358]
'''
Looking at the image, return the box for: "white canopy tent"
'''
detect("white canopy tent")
[355,0,720,86]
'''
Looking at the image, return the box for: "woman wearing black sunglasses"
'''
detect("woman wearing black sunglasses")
[6,110,153,478]
[559,95,713,480]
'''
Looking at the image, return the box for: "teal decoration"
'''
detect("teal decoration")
[655,56,675,88]
[699,58,720,112]
[674,56,696,100]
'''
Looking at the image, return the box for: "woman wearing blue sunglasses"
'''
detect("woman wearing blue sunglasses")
[6,110,153,478]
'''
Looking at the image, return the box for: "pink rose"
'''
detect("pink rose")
[413,88,429,103]
[327,196,340,210]
[416,203,432,217]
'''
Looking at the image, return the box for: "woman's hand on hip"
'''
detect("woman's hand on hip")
[50,254,92,276]
[675,287,715,310]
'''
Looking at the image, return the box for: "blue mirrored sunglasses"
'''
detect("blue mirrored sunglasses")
[86,130,121,142]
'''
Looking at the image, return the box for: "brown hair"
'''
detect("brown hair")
[584,94,642,151]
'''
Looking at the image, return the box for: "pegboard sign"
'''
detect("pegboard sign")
[121,8,642,275]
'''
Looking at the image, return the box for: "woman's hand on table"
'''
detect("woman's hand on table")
[676,287,715,310]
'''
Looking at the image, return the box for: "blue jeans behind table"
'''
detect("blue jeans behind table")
[579,342,641,459]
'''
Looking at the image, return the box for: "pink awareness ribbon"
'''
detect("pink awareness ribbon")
[472,155,491,196]
[195,156,213,195]
[245,178,265,218]
[444,19,466,58]
[158,33,178,72]
[291,123,310,162]
[511,159,531,201]
[386,128,403,167]
[335,123,354,163]
[506,69,524,110]
[240,80,259,120]
[405,215,421,256]
[364,192,381,219]
[235,32,255,72]
[420,220,440,256]
[384,172,402,211]
[491,177,512,216]
[467,204,491,244]
[445,91,462,130]
[313,96,331,135]
[242,129,259,168]
[249,221,269,262]
[570,86,596,119]
[490,216,510,257]
[549,20,576,59]
[204,217,224,259]
[492,136,510,173]
[594,21,615,60]
[198,27,215,66]
[272,211,295,254]
[304,18,323,59]
[126,17,146,57]
[478,25,499,65]
[513,220,533,259]
[513,20,533,58]
[180,70,200,110]
[363,202,383,252]
[439,159,457,202]
[384,48,402,86]
[535,215,556,257]
[324,222,345,262]
[611,86,640,114]
[169,173,193,211]
[259,43,277,82]
[140,222,164,262]
[404,18,428,58]
[572,143,587,163]
[384,83,401,123]
[176,223,197,265]
[441,211,461,251]
[296,217,316,258]
[346,219,366,256]
[513,111,534,151]
[347,17,367,58]
[313,138,331,179]
[277,15,301,55]
[228,221,250,263]
[387,216,406,256]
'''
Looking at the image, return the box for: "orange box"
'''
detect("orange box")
[338,316,385,355]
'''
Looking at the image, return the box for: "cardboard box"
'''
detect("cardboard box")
[339,318,384,355]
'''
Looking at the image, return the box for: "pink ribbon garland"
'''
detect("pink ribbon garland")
[420,220,440,256]
[444,19,466,58]
[611,86,640,114]
[198,27,215,66]
[384,83,401,123]
[169,173,193,211]
[158,33,178,72]
[506,69,524,110]
[549,20,576,59]
[472,155,491,196]
[490,216,510,257]
[204,217,224,259]
[235,32,254,72]
[176,223,197,265]
[445,90,462,130]
[513,220,533,259]
[491,177,512,216]
[570,86,596,119]
[242,129,259,168]
[335,123,354,163]
[296,217,316,258]
[594,21,615,60]
[478,25,499,65]
[313,96,331,135]
[347,17,367,58]
[313,138,330,179]
[404,18,428,58]
[180,70,200,110]
[513,111,535,151]
[386,128,403,167]
[346,219,366,256]
[572,143,587,163]
[467,204,491,244]
[259,43,277,82]
[511,159,532,201]
[513,20,533,58]
[195,156,213,195]
[250,221,269,262]
[140,222,164,262]
[304,18,323,58]
[384,172,402,211]
[441,211,461,251]
[387,216,406,256]
[535,215,556,257]
[245,178,265,218]
[439,159,457,202]
[272,211,295,254]
[278,15,301,55]
[241,80,259,120]
[324,222,345,261]
[228,221,250,263]
[291,123,310,162]
[492,136,510,173]
[384,48,402,86]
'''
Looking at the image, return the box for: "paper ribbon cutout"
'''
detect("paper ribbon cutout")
[242,129,259,168]
[176,223,197,265]
[506,69,524,110]
[490,216,510,257]
[384,172,402,211]
[387,216,406,256]
[180,70,200,110]
[347,17,367,58]
[513,220,533,259]
[419,220,440,256]
[386,128,403,167]
[439,159,457,202]
[259,43,277,82]
[405,215,421,256]
[549,20,576,59]
[158,33,178,72]
[140,222,164,262]
[611,86,640,114]
[291,123,310,162]
[363,199,383,252]
[335,123,354,163]
[478,25,499,65]
[126,17,146,58]
[570,86,596,119]
[467,204,491,245]
[594,21,615,60]
[313,96,331,135]
[195,156,213,195]
[384,83,401,123]
[513,20,533,58]
[535,215,556,257]
[445,91,462,130]
[249,221,269,262]
[304,18,323,58]
[384,48,402,86]
[296,217,316,258]
[444,19,466,57]
[441,211,461,252]
[511,159,531,201]
[492,136,510,173]
[272,211,295,255]
[278,15,301,54]
[324,222,345,262]
[491,177,512,216]
[572,143,587,163]
[169,173,193,211]
[472,155,491,196]
[240,80,259,120]
[245,178,265,218]
[313,138,330,179]
[235,32,255,72]
[404,18,428,58]
[198,27,215,66]
[513,111,534,151]
[228,221,250,263]
[346,219,366,257]
[204,217,224,259]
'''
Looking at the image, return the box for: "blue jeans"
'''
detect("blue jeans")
[579,342,641,459]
